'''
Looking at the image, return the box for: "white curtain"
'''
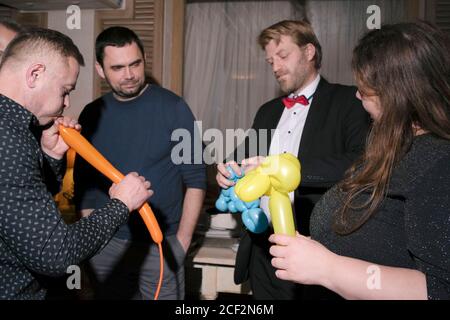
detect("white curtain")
[307,0,408,85]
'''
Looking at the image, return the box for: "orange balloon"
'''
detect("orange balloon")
[59,126,163,244]
[66,148,76,168]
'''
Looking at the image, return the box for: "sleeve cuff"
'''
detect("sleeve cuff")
[43,152,65,174]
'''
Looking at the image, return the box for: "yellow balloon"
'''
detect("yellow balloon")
[269,190,296,236]
[263,154,301,192]
[235,153,301,236]
[235,170,270,202]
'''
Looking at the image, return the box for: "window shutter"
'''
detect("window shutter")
[436,0,450,34]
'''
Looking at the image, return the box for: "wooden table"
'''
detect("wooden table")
[187,237,251,300]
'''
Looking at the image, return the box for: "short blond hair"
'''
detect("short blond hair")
[258,20,322,69]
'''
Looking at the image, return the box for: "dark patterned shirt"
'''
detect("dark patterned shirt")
[0,94,129,300]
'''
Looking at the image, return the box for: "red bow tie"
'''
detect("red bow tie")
[282,95,310,109]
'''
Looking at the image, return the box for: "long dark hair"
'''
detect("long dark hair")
[334,21,450,234]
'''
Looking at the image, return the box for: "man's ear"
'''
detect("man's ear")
[95,61,105,79]
[305,43,316,63]
[26,63,46,88]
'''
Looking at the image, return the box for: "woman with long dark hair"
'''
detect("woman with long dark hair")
[269,21,450,299]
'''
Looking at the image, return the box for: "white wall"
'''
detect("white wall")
[48,9,96,120]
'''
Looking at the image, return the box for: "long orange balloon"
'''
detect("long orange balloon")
[59,126,163,244]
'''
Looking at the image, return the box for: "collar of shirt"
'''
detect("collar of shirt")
[289,74,321,103]
[0,94,38,128]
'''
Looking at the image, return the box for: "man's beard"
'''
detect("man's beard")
[277,69,309,94]
[107,78,147,99]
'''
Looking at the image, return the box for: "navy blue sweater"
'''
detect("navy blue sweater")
[74,85,206,241]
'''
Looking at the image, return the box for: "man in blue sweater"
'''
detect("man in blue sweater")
[74,27,206,300]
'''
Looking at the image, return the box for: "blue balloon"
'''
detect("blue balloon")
[241,208,269,234]
[215,195,228,212]
[221,187,232,197]
[245,199,260,209]
[215,164,266,234]
[226,166,237,181]
[234,199,247,212]
[227,201,238,213]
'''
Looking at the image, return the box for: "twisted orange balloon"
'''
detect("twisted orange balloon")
[59,126,163,244]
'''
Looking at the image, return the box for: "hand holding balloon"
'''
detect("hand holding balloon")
[109,172,153,212]
[41,117,81,160]
[215,166,269,233]
[58,126,163,244]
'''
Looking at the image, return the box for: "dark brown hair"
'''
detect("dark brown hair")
[95,26,145,66]
[258,20,322,69]
[334,21,450,234]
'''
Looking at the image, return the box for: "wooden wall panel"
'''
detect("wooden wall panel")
[423,0,450,35]
[0,6,47,28]
[436,0,450,33]
[15,12,48,28]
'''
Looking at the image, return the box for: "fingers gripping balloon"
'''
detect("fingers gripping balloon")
[235,153,301,236]
[58,126,164,299]
[215,167,269,233]
[59,127,162,243]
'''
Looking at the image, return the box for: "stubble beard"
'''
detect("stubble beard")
[106,76,147,100]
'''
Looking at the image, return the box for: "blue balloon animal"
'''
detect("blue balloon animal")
[215,166,269,233]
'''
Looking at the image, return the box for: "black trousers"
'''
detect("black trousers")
[249,234,304,299]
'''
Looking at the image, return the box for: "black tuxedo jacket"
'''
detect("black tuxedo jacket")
[234,78,371,283]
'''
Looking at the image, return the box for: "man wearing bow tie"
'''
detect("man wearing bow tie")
[216,20,370,299]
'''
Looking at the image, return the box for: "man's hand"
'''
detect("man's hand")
[216,161,241,188]
[216,156,265,189]
[176,188,205,253]
[109,172,154,212]
[241,156,265,172]
[41,117,81,160]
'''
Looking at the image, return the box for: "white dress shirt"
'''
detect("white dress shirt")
[260,74,321,223]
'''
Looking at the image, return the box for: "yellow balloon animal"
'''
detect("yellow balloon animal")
[234,153,301,236]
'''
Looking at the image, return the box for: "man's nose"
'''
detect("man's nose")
[125,67,135,80]
[272,60,281,74]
